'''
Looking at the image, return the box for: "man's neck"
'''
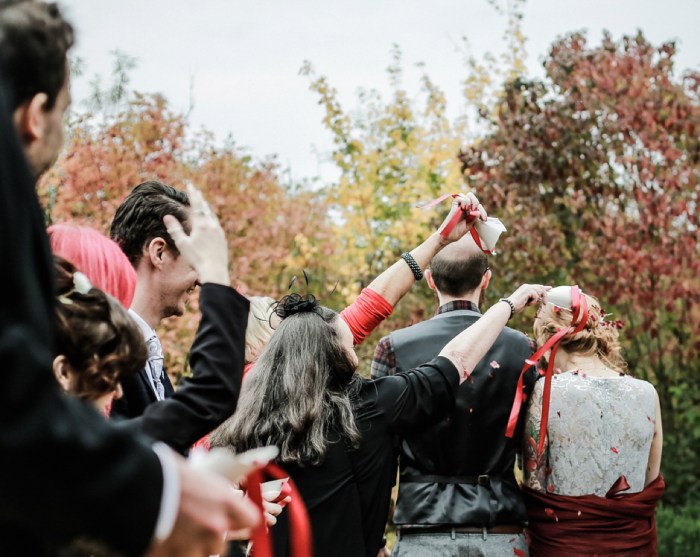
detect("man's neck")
[130,279,161,330]
[436,290,480,309]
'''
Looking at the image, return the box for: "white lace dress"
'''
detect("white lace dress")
[523,371,657,495]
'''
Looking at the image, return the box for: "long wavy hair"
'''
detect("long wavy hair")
[210,301,362,466]
[534,292,628,375]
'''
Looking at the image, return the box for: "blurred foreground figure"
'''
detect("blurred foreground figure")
[0,2,258,555]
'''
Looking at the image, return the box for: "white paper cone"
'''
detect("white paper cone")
[546,286,574,309]
[474,218,507,252]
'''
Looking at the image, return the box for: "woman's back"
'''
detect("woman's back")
[527,371,657,495]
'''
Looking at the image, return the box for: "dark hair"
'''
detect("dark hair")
[430,249,488,297]
[0,1,74,111]
[210,305,361,466]
[110,181,190,267]
[54,256,147,401]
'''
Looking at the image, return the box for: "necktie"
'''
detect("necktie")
[146,334,165,400]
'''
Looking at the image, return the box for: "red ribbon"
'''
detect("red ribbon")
[505,286,589,456]
[246,463,312,557]
[420,193,492,254]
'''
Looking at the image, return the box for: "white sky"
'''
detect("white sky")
[62,0,700,184]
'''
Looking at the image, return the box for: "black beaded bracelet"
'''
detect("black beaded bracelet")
[499,297,516,320]
[400,252,424,281]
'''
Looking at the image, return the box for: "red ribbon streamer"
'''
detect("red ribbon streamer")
[505,286,589,456]
[420,193,492,253]
[247,463,312,557]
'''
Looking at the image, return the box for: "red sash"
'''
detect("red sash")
[247,463,312,557]
[522,475,665,556]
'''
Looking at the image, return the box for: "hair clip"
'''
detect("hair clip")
[58,272,93,305]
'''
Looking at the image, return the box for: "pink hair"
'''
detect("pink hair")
[47,223,137,308]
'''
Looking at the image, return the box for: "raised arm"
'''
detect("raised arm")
[439,284,549,383]
[367,193,486,305]
[131,185,249,454]
[341,193,486,345]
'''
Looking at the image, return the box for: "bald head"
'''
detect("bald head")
[429,234,489,297]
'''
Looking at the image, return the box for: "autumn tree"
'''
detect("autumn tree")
[40,69,335,378]
[460,31,700,506]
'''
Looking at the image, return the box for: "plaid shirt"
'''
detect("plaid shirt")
[370,300,480,379]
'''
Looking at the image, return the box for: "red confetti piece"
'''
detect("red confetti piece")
[513,549,526,557]
[490,360,500,369]
[581,372,587,379]
[545,467,552,475]
[611,447,619,454]
[547,484,556,493]
[508,537,516,543]
[556,411,561,418]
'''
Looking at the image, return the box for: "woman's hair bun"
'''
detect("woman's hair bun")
[274,293,320,319]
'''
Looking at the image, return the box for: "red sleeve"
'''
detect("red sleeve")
[339,288,394,346]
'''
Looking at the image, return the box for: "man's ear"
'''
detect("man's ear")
[14,92,50,142]
[425,269,437,291]
[146,238,168,268]
[481,268,492,291]
[52,355,73,392]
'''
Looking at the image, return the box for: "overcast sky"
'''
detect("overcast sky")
[61,0,700,184]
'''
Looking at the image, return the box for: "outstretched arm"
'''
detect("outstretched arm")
[366,193,486,306]
[341,193,486,345]
[439,284,549,382]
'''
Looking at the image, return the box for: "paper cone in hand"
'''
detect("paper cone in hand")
[474,218,507,253]
[546,286,575,309]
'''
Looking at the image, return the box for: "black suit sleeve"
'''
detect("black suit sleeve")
[129,284,249,454]
[0,71,163,556]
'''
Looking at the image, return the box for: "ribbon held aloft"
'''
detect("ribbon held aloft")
[505,286,589,456]
[420,193,507,254]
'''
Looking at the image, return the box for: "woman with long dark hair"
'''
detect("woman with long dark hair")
[211,194,549,557]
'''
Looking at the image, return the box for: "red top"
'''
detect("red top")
[523,475,665,557]
[340,288,394,346]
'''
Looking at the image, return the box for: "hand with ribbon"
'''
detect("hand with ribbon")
[434,192,487,244]
[423,192,511,254]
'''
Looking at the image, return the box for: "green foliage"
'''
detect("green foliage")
[656,502,700,556]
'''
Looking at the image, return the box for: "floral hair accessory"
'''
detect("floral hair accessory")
[58,271,93,305]
[273,293,320,319]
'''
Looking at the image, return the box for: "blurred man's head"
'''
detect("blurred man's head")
[0,1,74,178]
[426,234,491,303]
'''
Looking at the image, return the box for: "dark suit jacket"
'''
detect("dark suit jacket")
[0,70,163,556]
[110,351,175,420]
[123,284,250,455]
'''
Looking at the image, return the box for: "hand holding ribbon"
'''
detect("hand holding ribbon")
[423,192,505,253]
[430,192,487,243]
